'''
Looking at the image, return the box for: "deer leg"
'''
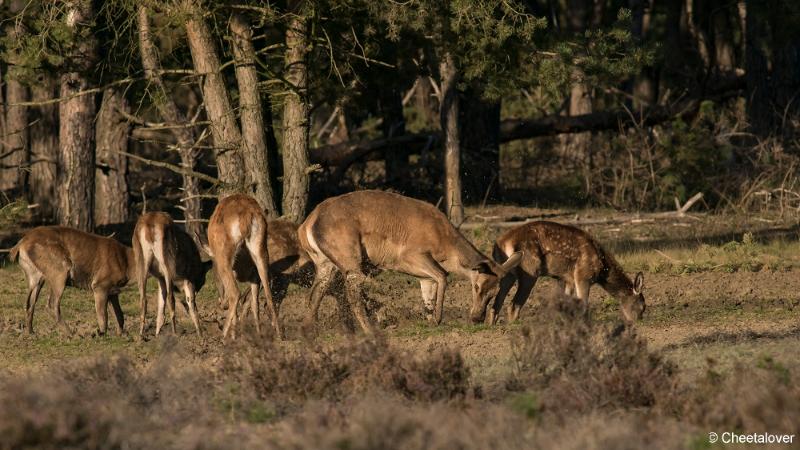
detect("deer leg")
[488,271,517,325]
[400,254,447,325]
[168,286,177,335]
[93,290,110,336]
[21,267,44,334]
[248,282,262,335]
[507,273,537,322]
[155,277,168,336]
[215,245,241,340]
[181,281,202,336]
[50,273,69,334]
[575,279,592,317]
[304,261,336,330]
[137,253,152,336]
[344,271,373,333]
[247,237,281,340]
[420,279,436,321]
[109,294,125,335]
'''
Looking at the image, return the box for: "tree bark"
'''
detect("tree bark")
[1,78,29,192]
[629,0,657,107]
[745,1,772,136]
[562,0,593,167]
[711,0,736,72]
[461,91,500,204]
[57,0,96,232]
[0,0,29,193]
[137,5,202,237]
[231,13,278,217]
[94,88,130,226]
[439,52,464,225]
[184,0,245,192]
[29,76,59,221]
[281,2,311,223]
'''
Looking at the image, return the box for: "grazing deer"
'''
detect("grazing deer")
[9,226,135,335]
[297,190,523,332]
[133,212,212,337]
[200,219,315,326]
[483,221,645,324]
[204,194,279,339]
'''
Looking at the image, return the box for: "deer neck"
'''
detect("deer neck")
[443,232,488,277]
[600,257,633,297]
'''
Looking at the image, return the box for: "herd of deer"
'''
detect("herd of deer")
[8,190,646,339]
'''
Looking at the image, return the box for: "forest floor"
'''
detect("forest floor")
[0,207,799,449]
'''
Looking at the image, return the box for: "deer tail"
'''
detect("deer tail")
[8,242,20,262]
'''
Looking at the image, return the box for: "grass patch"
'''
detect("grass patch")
[619,233,800,274]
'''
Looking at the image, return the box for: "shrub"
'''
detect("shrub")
[509,293,677,413]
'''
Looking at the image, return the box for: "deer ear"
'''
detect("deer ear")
[501,251,523,272]
[633,272,644,295]
[472,261,496,275]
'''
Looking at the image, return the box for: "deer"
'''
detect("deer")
[133,212,212,337]
[481,221,646,325]
[297,190,523,332]
[9,226,135,335]
[203,194,280,339]
[198,218,316,329]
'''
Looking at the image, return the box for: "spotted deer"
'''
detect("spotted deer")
[133,212,212,337]
[484,221,645,324]
[204,194,280,339]
[9,226,135,335]
[297,190,523,332]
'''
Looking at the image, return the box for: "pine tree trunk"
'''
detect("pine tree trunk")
[1,79,29,193]
[281,3,311,223]
[57,0,96,231]
[231,13,278,217]
[0,0,28,193]
[439,52,464,225]
[461,91,500,204]
[184,1,245,192]
[562,0,593,168]
[137,5,202,238]
[630,0,657,107]
[29,77,59,221]
[711,0,736,72]
[380,84,407,186]
[745,2,772,136]
[94,88,130,225]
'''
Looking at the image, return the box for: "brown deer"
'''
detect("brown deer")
[204,194,279,339]
[199,219,316,328]
[297,190,523,332]
[483,221,645,324]
[9,226,135,335]
[133,212,212,337]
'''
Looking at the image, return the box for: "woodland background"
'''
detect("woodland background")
[0,0,798,231]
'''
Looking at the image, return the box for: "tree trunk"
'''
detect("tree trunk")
[711,0,736,72]
[461,91,500,204]
[57,0,96,231]
[745,1,772,136]
[231,13,278,217]
[29,77,59,221]
[1,78,29,193]
[94,88,130,226]
[184,0,245,192]
[562,0,593,168]
[439,52,464,225]
[137,5,202,237]
[0,0,28,193]
[379,82,407,186]
[281,2,311,223]
[414,76,438,127]
[630,0,657,107]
